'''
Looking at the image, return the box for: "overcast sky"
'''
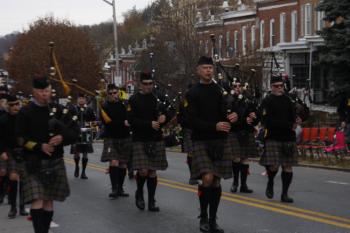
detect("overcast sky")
[0,0,154,36]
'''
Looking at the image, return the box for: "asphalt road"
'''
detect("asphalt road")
[1,142,349,233]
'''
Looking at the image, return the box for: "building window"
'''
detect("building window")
[251,25,256,51]
[317,11,325,31]
[205,40,209,55]
[260,20,265,49]
[280,13,286,43]
[226,31,230,57]
[304,4,312,36]
[218,35,223,58]
[291,11,298,42]
[234,30,238,55]
[270,19,275,47]
[242,26,247,56]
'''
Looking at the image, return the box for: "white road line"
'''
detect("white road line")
[326,180,349,185]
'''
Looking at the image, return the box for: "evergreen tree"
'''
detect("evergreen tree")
[317,0,350,96]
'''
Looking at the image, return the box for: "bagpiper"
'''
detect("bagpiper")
[16,76,79,233]
[100,84,131,199]
[127,72,171,212]
[0,95,28,218]
[185,56,235,233]
[259,75,300,203]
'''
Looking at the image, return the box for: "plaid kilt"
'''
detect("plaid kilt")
[259,140,298,166]
[132,141,168,171]
[100,137,132,163]
[182,128,193,154]
[22,158,70,204]
[191,139,232,180]
[70,143,94,154]
[0,156,18,174]
[228,132,258,160]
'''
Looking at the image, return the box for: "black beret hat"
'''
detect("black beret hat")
[197,56,214,66]
[271,74,283,84]
[33,76,50,89]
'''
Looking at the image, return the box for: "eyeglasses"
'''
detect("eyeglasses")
[108,91,118,95]
[272,84,284,88]
[233,84,241,88]
[142,82,154,86]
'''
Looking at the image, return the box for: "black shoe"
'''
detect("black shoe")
[8,207,17,219]
[230,184,238,193]
[265,183,274,199]
[108,190,118,200]
[135,191,145,210]
[209,218,224,233]
[117,188,129,197]
[74,167,79,178]
[80,173,88,179]
[281,194,294,203]
[199,216,210,232]
[240,185,253,193]
[148,201,160,212]
[19,205,28,216]
[189,178,198,185]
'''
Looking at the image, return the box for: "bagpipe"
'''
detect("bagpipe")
[48,42,112,124]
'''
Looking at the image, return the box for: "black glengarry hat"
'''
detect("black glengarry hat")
[33,76,50,89]
[6,95,19,103]
[140,71,153,82]
[271,74,283,84]
[197,56,214,66]
[107,83,117,91]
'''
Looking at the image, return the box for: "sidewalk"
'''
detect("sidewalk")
[0,204,32,233]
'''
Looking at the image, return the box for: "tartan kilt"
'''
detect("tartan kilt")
[182,128,193,154]
[259,140,298,166]
[236,132,258,159]
[100,137,132,163]
[22,158,70,204]
[191,139,232,180]
[132,141,168,171]
[0,156,18,174]
[70,143,94,154]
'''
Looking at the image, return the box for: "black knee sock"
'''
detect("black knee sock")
[136,173,147,194]
[209,186,222,220]
[109,166,118,191]
[240,164,249,187]
[266,166,278,186]
[81,157,88,173]
[281,171,293,196]
[8,180,18,208]
[147,176,157,203]
[19,180,25,206]
[117,167,126,191]
[0,176,4,198]
[30,209,44,233]
[187,155,192,173]
[232,162,240,186]
[74,156,80,169]
[42,210,54,233]
[198,185,211,218]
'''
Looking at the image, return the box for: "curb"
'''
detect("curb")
[166,149,350,173]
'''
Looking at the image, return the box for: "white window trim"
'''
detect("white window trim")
[291,11,298,42]
[270,19,275,47]
[234,30,238,54]
[280,13,286,43]
[226,31,230,57]
[317,11,325,31]
[251,25,256,51]
[242,26,247,56]
[304,4,312,36]
[218,35,223,58]
[260,20,265,49]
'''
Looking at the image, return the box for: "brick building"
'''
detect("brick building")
[195,0,327,103]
